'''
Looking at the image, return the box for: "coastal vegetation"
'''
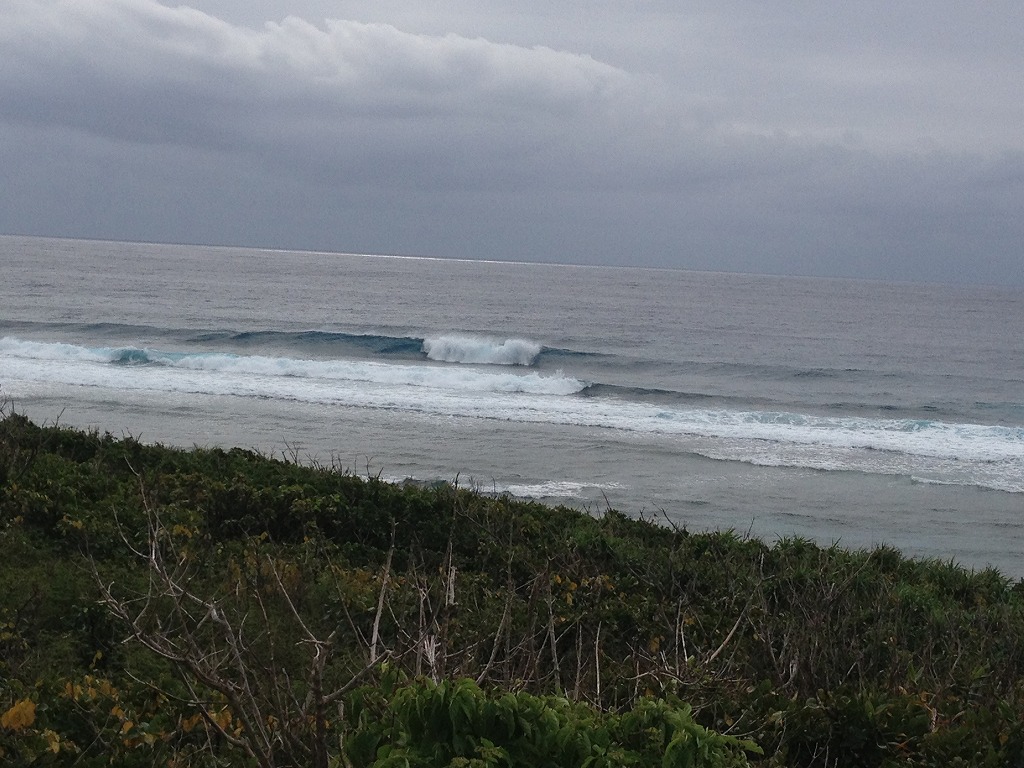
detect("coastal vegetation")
[1,408,1023,766]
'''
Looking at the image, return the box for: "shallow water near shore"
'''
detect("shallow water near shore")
[2,235,1022,575]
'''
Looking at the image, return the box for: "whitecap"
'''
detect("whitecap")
[423,334,542,366]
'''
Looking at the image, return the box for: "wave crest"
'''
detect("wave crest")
[423,335,541,366]
[0,336,583,397]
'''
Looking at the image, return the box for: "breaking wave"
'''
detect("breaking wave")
[0,337,584,396]
[3,335,1021,493]
[423,335,542,366]
[0,321,592,367]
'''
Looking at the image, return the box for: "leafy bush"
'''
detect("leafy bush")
[2,414,1024,767]
[345,676,758,767]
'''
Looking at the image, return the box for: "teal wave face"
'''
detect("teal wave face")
[222,330,426,358]
[112,348,154,365]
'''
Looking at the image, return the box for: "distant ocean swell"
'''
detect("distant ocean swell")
[5,323,998,423]
[202,332,551,367]
[209,331,548,365]
[3,335,1022,494]
[4,322,957,391]
[0,337,583,396]
[0,322,582,367]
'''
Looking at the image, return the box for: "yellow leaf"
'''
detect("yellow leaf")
[1,699,36,731]
[44,728,62,754]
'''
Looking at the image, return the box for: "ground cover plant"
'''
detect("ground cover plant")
[1,409,1023,766]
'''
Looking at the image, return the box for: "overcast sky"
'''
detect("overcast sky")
[2,0,1022,284]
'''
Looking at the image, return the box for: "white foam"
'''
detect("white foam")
[0,337,583,396]
[4,336,1022,493]
[423,335,542,366]
[497,480,624,499]
[0,337,114,364]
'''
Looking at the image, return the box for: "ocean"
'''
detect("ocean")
[2,235,1022,576]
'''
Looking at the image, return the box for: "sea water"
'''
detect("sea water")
[2,235,1022,575]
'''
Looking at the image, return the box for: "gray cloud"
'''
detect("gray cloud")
[1,3,631,135]
[1,0,1022,284]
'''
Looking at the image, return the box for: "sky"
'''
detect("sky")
[1,0,1022,284]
